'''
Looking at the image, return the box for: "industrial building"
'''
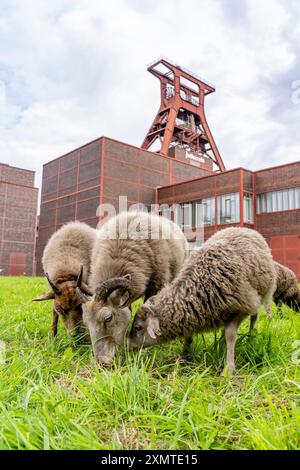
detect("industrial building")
[36,57,300,279]
[157,162,300,280]
[0,163,38,275]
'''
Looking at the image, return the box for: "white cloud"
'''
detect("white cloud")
[0,80,5,105]
[0,0,299,193]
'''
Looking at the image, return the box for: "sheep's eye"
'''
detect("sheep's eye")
[104,315,112,323]
[134,325,143,333]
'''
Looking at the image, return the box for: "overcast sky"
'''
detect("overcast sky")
[0,0,299,190]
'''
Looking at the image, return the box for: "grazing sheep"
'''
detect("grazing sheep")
[249,261,300,332]
[273,261,300,311]
[33,221,97,337]
[128,227,276,375]
[76,211,188,366]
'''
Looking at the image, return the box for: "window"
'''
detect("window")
[243,193,254,223]
[218,193,240,224]
[195,198,215,226]
[175,198,215,229]
[182,203,192,228]
[175,203,193,228]
[257,187,300,213]
[257,193,267,213]
[160,205,172,221]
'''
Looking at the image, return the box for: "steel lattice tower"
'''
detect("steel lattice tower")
[141,57,225,172]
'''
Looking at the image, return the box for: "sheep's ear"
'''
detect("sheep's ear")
[147,316,161,339]
[32,291,55,301]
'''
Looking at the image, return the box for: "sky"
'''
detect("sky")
[0,0,300,191]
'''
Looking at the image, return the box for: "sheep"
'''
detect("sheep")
[273,261,300,311]
[76,211,188,366]
[128,227,276,375]
[33,221,97,337]
[250,261,300,331]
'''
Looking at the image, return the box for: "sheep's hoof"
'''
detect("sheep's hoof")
[221,365,236,377]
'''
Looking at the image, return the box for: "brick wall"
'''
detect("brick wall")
[0,165,38,276]
[0,164,35,187]
[256,162,300,193]
[36,137,210,275]
[157,168,241,205]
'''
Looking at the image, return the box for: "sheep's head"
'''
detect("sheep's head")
[128,297,162,349]
[76,274,132,366]
[32,267,91,340]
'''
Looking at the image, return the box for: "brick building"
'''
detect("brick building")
[36,137,300,280]
[36,136,212,275]
[157,162,300,279]
[0,163,38,275]
[35,59,300,279]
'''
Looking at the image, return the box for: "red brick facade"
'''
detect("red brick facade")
[0,164,38,276]
[36,135,300,279]
[157,163,300,279]
[36,137,211,275]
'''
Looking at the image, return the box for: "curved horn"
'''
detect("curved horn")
[76,287,90,305]
[95,276,132,303]
[76,265,84,288]
[45,273,62,295]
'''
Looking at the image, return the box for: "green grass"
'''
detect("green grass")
[0,276,300,450]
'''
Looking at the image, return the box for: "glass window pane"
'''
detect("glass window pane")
[175,204,183,226]
[267,193,272,212]
[182,203,192,227]
[161,205,172,220]
[295,188,300,209]
[235,193,240,222]
[217,193,239,224]
[211,198,215,224]
[282,191,288,210]
[276,191,282,211]
[288,188,295,210]
[195,200,203,227]
[271,192,277,212]
[243,193,253,223]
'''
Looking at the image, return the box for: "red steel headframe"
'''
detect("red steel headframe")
[141,57,225,173]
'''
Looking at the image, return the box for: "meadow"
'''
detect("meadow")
[0,275,299,450]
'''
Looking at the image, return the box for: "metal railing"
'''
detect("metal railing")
[147,56,215,89]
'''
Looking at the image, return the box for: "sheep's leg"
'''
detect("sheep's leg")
[183,336,193,355]
[52,308,58,337]
[222,317,242,375]
[265,303,273,319]
[249,313,258,334]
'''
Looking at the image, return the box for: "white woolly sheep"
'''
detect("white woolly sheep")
[76,211,188,366]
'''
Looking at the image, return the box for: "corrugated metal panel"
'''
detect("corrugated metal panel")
[8,252,26,276]
[270,235,300,280]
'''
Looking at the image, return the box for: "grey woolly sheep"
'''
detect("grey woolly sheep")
[273,261,300,311]
[250,261,300,331]
[76,211,188,366]
[33,221,97,337]
[128,227,276,375]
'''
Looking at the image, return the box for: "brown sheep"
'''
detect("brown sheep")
[33,221,97,338]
